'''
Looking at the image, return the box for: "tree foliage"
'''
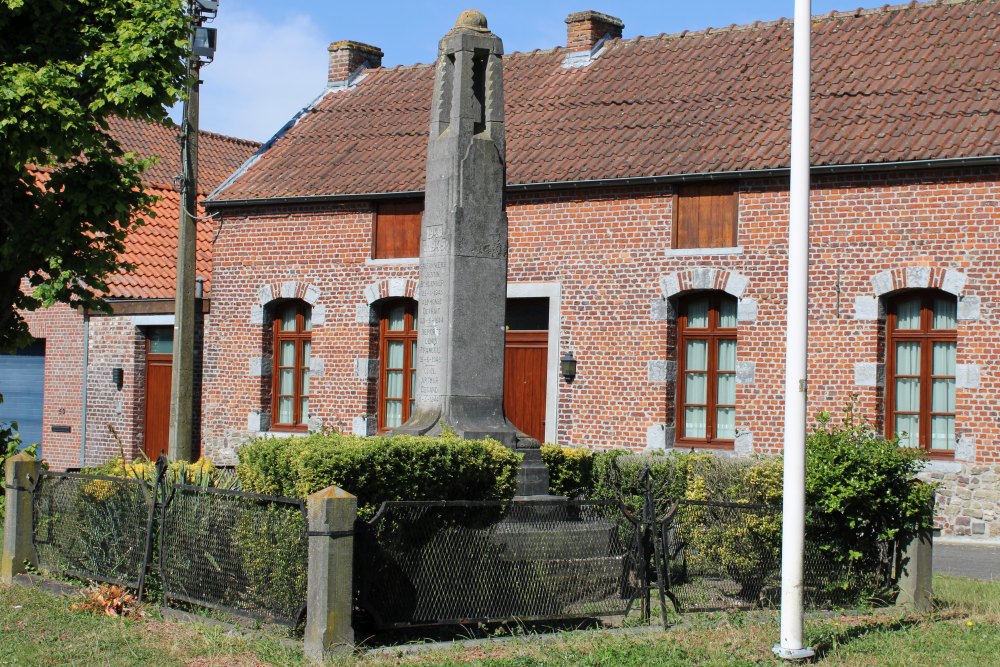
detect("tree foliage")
[0,0,189,352]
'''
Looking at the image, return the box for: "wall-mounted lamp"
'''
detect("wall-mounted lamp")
[560,352,577,383]
[112,367,124,391]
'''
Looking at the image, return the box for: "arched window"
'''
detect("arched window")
[677,292,738,447]
[272,301,311,430]
[378,299,418,431]
[886,291,957,454]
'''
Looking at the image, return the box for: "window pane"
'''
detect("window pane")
[685,373,707,404]
[387,305,405,331]
[716,408,735,440]
[932,341,956,376]
[385,400,402,428]
[895,415,920,448]
[386,371,403,399]
[932,297,956,330]
[300,397,309,422]
[895,378,920,411]
[932,379,955,413]
[148,327,174,354]
[931,416,955,450]
[717,374,735,405]
[301,350,311,398]
[895,341,920,375]
[280,306,297,332]
[303,307,312,332]
[684,407,707,438]
[686,297,709,328]
[279,369,294,395]
[412,308,418,331]
[686,339,708,371]
[894,297,921,330]
[278,397,293,424]
[718,339,736,371]
[279,341,295,366]
[387,341,404,368]
[719,298,737,328]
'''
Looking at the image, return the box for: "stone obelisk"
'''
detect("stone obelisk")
[394,10,548,496]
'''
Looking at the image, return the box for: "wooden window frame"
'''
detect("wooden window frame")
[372,199,423,260]
[672,181,739,250]
[885,291,957,459]
[271,301,311,432]
[377,299,418,433]
[676,292,738,448]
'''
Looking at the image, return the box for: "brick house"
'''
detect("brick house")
[1,117,258,470]
[202,1,999,537]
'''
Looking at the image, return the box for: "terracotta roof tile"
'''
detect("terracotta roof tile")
[100,118,258,298]
[213,0,1000,202]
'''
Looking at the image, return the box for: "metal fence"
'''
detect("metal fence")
[355,499,642,630]
[660,499,899,613]
[32,471,153,590]
[29,457,308,626]
[160,485,308,625]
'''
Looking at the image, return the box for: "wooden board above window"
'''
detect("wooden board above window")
[373,199,423,259]
[673,182,738,249]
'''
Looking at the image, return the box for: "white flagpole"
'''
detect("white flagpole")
[774,0,815,661]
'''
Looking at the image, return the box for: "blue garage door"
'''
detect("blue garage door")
[0,339,46,451]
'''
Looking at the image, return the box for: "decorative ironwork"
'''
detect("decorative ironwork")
[356,499,642,630]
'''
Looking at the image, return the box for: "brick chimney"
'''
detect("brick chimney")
[565,10,624,52]
[327,40,383,85]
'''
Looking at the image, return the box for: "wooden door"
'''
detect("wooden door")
[143,328,173,460]
[504,330,547,443]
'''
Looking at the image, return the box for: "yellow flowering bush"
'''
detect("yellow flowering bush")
[88,456,219,487]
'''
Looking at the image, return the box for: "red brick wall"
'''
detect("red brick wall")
[202,167,1000,474]
[19,306,207,469]
[17,303,85,470]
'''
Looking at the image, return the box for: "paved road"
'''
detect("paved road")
[934,542,1000,581]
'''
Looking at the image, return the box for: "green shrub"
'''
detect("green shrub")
[805,404,935,583]
[540,444,594,497]
[236,433,521,518]
[590,449,759,516]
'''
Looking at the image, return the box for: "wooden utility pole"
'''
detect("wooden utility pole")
[168,1,215,461]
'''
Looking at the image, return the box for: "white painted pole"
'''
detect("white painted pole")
[774,0,815,661]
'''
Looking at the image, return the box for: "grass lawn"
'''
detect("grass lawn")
[2,576,999,666]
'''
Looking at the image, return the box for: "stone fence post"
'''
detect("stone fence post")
[897,502,935,612]
[2,453,40,584]
[304,485,357,662]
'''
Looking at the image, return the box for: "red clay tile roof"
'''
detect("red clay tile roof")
[101,117,258,298]
[105,116,259,195]
[212,0,1000,203]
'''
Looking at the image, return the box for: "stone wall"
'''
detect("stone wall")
[921,463,1000,538]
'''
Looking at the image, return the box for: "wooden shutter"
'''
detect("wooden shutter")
[373,200,422,259]
[673,182,738,249]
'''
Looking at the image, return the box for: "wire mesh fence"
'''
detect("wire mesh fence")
[356,499,642,629]
[159,485,308,625]
[32,471,152,589]
[661,499,899,612]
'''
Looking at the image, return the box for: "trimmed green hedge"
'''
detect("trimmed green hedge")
[237,433,521,518]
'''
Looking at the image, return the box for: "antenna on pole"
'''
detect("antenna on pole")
[774,0,815,661]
